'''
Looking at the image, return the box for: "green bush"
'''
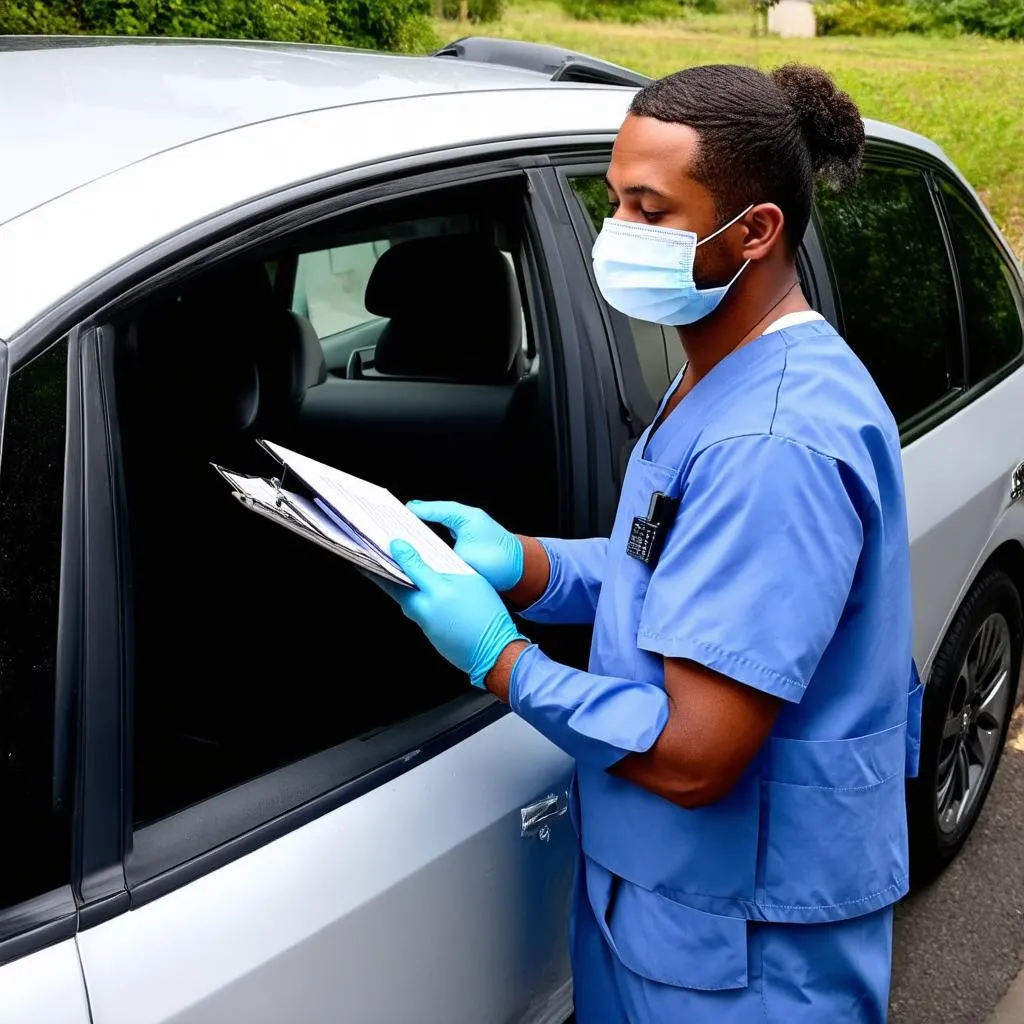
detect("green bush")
[441,0,507,22]
[818,0,1024,37]
[0,0,437,51]
[0,0,78,33]
[817,0,930,36]
[328,0,435,50]
[924,0,1024,40]
[559,0,717,24]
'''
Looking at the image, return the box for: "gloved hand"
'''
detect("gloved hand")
[385,539,529,688]
[407,500,524,593]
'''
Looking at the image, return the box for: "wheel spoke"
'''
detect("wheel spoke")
[938,612,1013,837]
[979,640,1003,691]
[937,742,959,812]
[954,745,973,824]
[971,721,1000,768]
[976,620,988,665]
[978,668,1010,721]
[965,630,983,696]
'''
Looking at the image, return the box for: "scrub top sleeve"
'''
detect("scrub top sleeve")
[519,537,609,626]
[637,434,864,703]
[510,644,670,769]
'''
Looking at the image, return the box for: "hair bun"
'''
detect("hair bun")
[770,64,865,192]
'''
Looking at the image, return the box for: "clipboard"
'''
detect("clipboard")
[212,440,476,588]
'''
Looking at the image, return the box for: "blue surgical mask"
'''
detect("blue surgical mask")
[592,206,754,326]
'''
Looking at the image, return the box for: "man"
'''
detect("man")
[378,63,920,1022]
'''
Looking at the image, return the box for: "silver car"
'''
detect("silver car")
[1,34,1022,1024]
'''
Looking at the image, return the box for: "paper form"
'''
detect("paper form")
[261,441,475,577]
[262,441,475,576]
[212,465,411,585]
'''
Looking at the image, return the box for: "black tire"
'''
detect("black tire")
[908,568,1023,887]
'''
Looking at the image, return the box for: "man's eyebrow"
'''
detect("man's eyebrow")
[604,175,669,200]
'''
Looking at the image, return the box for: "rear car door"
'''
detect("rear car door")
[813,147,1024,673]
[0,336,91,1023]
[74,160,586,1024]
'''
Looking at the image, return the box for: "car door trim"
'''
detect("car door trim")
[62,148,585,917]
[6,134,616,366]
[125,695,505,909]
[0,335,81,964]
[0,886,78,968]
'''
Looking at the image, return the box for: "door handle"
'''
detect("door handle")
[521,791,568,841]
[1011,461,1024,502]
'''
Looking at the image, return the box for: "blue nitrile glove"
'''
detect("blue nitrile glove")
[407,500,524,593]
[387,539,529,688]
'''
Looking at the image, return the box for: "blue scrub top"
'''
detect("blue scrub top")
[512,317,920,988]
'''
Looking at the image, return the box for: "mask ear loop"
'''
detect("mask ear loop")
[694,203,755,288]
[695,204,756,248]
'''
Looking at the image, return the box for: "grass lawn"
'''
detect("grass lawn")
[433,1,1024,257]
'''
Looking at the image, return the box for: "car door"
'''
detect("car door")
[813,149,1024,673]
[0,335,91,1024]
[73,161,586,1024]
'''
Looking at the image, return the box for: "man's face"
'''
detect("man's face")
[605,113,742,289]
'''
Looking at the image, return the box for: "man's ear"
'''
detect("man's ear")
[741,203,787,262]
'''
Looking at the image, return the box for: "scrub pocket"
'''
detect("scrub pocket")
[760,723,909,916]
[585,857,748,991]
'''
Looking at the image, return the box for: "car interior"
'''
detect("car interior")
[111,179,562,826]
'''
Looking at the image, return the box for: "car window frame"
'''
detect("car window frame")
[933,172,1024,396]
[552,154,836,448]
[556,159,667,432]
[815,140,978,447]
[62,149,595,920]
[0,334,81,966]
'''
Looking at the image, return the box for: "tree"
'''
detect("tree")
[0,0,437,51]
[751,0,781,35]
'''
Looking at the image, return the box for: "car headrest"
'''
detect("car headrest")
[255,310,328,427]
[136,265,325,451]
[143,264,269,447]
[364,236,522,384]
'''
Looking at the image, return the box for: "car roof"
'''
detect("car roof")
[0,36,955,229]
[0,37,978,344]
[0,36,550,226]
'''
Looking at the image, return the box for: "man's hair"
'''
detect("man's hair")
[629,63,865,246]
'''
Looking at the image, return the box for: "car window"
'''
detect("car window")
[292,215,531,374]
[816,164,962,426]
[0,340,70,911]
[293,240,390,339]
[568,175,675,403]
[939,180,1024,385]
[116,179,558,832]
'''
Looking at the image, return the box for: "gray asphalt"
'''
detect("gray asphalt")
[890,705,1024,1024]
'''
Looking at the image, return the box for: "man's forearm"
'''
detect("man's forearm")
[512,537,610,626]
[487,647,780,810]
[485,639,530,702]
[486,645,708,804]
[484,643,670,770]
[485,642,706,803]
[504,536,551,609]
